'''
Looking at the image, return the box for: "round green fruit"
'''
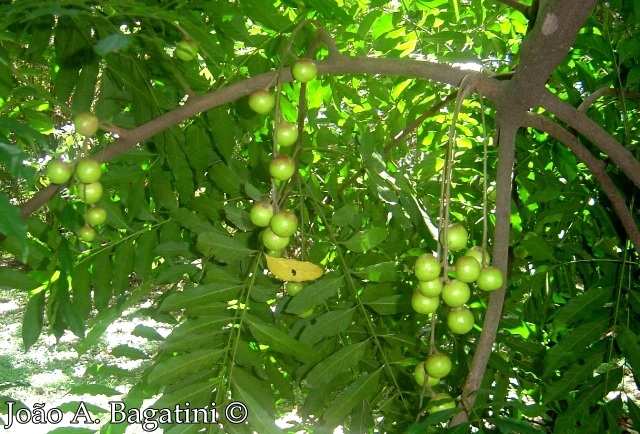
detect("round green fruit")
[411,291,440,315]
[441,279,471,308]
[74,157,102,183]
[175,39,198,61]
[46,159,73,184]
[73,112,99,136]
[75,181,103,204]
[250,201,274,227]
[414,253,441,282]
[285,282,304,296]
[414,362,440,388]
[248,89,275,115]
[425,352,452,378]
[79,225,96,242]
[291,58,318,83]
[270,210,298,237]
[417,278,443,298]
[513,245,528,259]
[454,255,482,283]
[476,267,504,292]
[463,246,490,266]
[440,223,468,252]
[447,306,475,334]
[265,249,283,258]
[269,154,296,182]
[276,122,298,147]
[262,227,290,251]
[427,393,456,414]
[86,206,107,226]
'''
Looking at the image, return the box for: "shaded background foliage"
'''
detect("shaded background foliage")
[0,0,639,432]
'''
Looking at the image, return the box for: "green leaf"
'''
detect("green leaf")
[155,263,198,284]
[160,283,243,311]
[627,399,640,431]
[22,290,45,351]
[148,348,227,386]
[616,325,640,389]
[0,192,28,247]
[94,33,131,56]
[132,324,165,341]
[299,308,355,346]
[0,267,40,291]
[353,261,400,282]
[196,231,255,263]
[109,344,149,360]
[306,340,369,388]
[551,286,613,330]
[231,381,281,434]
[170,208,216,234]
[341,227,388,253]
[153,381,218,410]
[543,319,609,378]
[92,248,113,311]
[67,384,121,397]
[543,353,603,404]
[245,315,317,363]
[322,369,382,424]
[206,107,236,163]
[489,417,543,434]
[286,276,343,315]
[0,143,36,183]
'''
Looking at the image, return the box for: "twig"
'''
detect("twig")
[495,0,530,16]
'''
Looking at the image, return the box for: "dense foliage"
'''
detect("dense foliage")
[0,0,639,432]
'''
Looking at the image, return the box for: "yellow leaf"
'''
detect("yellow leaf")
[265,255,323,282]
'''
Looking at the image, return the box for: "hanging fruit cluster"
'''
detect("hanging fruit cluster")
[247,58,317,257]
[45,112,107,243]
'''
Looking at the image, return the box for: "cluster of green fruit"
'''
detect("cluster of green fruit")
[250,203,299,255]
[174,39,198,61]
[247,58,317,251]
[247,58,318,182]
[414,352,456,414]
[412,223,504,334]
[45,113,106,243]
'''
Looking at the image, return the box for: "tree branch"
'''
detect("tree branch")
[495,0,530,16]
[526,112,640,251]
[540,89,640,189]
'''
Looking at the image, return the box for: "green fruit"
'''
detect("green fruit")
[79,225,96,242]
[414,253,441,282]
[291,58,318,83]
[285,282,304,296]
[276,122,298,147]
[476,267,504,291]
[427,392,456,414]
[75,181,103,204]
[175,39,198,61]
[454,255,482,283]
[411,291,440,315]
[513,245,528,259]
[46,159,73,184]
[266,249,283,258]
[270,210,298,237]
[425,352,452,378]
[463,246,490,266]
[414,362,440,387]
[262,227,290,251]
[269,154,296,181]
[73,112,99,136]
[298,307,314,318]
[250,201,274,227]
[417,278,443,297]
[75,157,102,183]
[86,206,107,226]
[440,223,468,252]
[441,279,470,308]
[249,89,275,114]
[447,306,475,334]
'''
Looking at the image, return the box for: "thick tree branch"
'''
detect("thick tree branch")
[540,89,640,189]
[525,112,640,251]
